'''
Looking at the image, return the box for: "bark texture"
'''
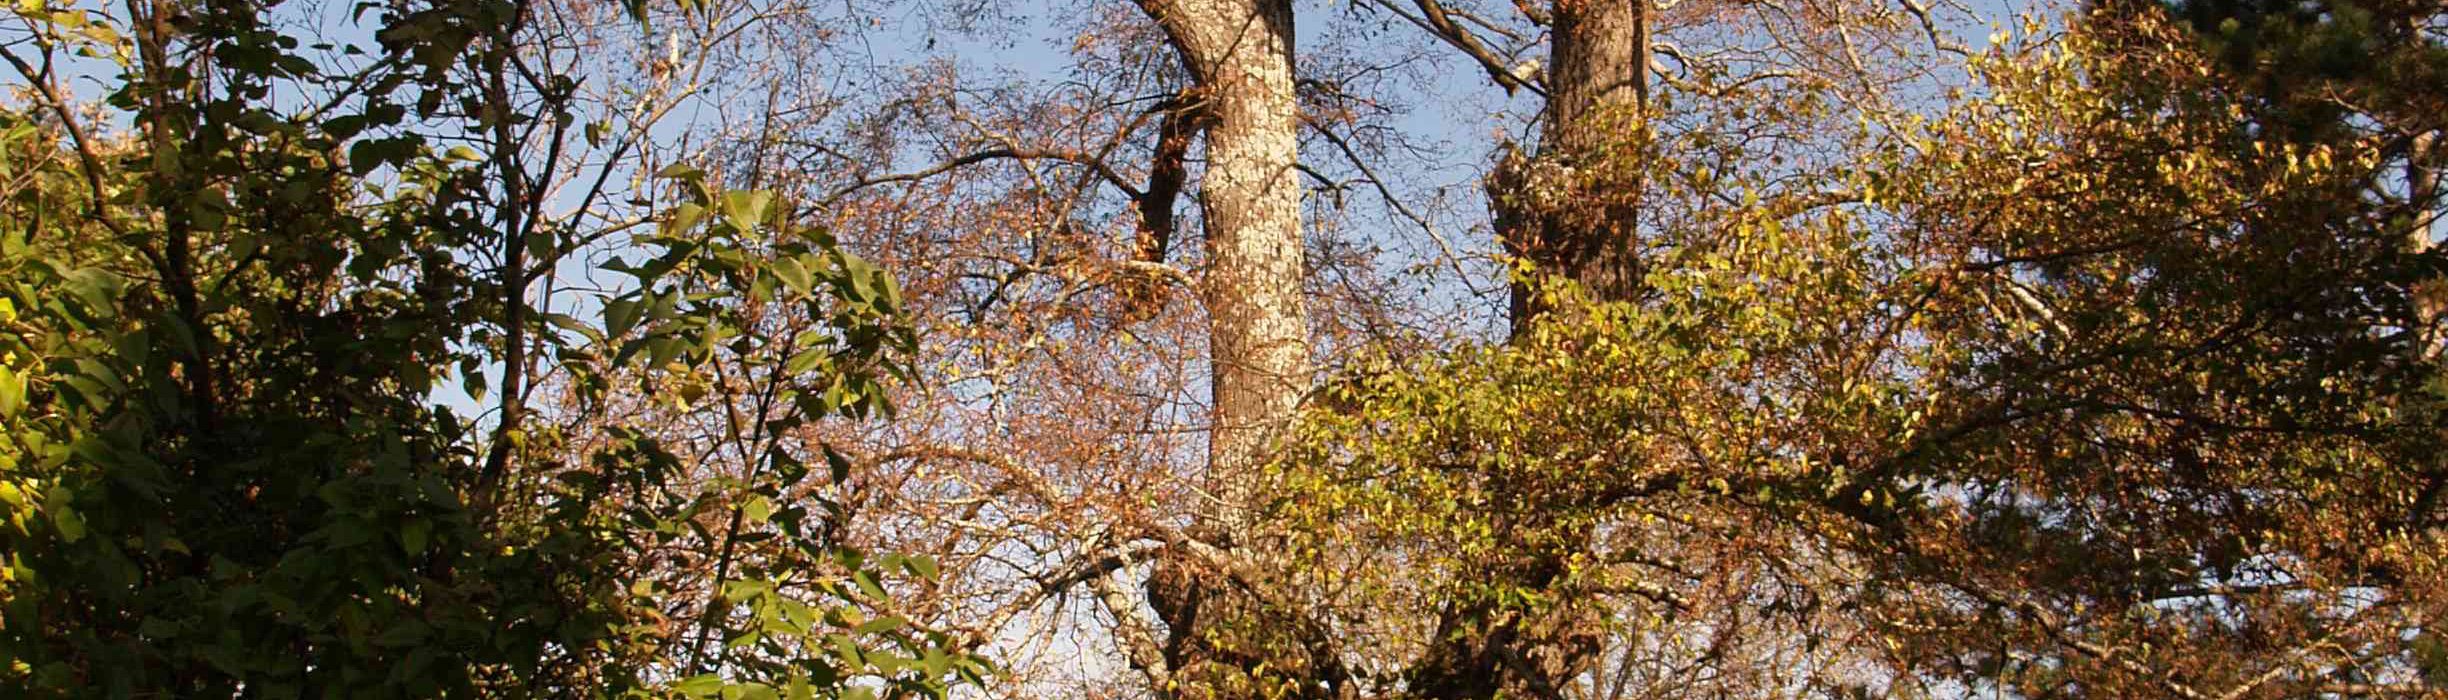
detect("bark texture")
[1145,0,1310,483]
[1131,0,1316,696]
[1407,551,1605,700]
[1493,0,1651,329]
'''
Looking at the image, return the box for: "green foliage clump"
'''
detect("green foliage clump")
[0,0,981,696]
[1263,11,2447,697]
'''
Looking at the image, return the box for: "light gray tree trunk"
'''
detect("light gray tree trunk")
[1128,0,1318,696]
[1140,0,1309,484]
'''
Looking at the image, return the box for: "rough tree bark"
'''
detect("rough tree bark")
[1137,0,1308,485]
[1125,0,1317,696]
[1492,0,1651,330]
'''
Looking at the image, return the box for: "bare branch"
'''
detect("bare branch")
[821,148,1144,209]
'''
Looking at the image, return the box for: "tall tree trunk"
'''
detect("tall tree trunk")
[1411,1,1653,697]
[1130,0,1317,696]
[2408,129,2441,359]
[1493,0,1650,331]
[2405,11,2443,360]
[1150,0,1308,497]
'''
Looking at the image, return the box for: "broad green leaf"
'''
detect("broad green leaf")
[851,570,886,601]
[665,202,710,237]
[50,503,84,543]
[673,674,726,697]
[903,555,939,580]
[0,365,21,417]
[743,495,772,525]
[770,255,813,296]
[604,297,643,339]
[822,444,854,484]
[399,519,430,555]
[722,190,773,226]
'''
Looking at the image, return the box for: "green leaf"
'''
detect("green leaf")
[70,358,124,394]
[62,268,120,314]
[903,555,939,580]
[325,517,374,549]
[189,199,226,232]
[784,348,827,375]
[841,255,877,302]
[769,256,813,297]
[655,163,706,180]
[743,495,772,525]
[400,519,431,555]
[827,634,865,667]
[525,229,555,259]
[348,140,383,175]
[877,270,903,310]
[851,570,887,601]
[727,629,764,650]
[822,444,854,484]
[778,598,816,634]
[665,203,709,237]
[647,336,687,368]
[375,620,431,647]
[138,617,180,639]
[852,615,902,635]
[51,505,84,543]
[922,649,949,678]
[545,312,606,345]
[604,298,643,339]
[155,312,201,358]
[722,190,773,226]
[673,674,726,697]
[0,365,22,417]
[324,114,369,139]
[465,367,489,403]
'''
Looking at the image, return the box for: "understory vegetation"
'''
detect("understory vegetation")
[1,0,2442,696]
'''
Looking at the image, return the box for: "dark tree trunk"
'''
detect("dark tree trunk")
[1494,0,1651,332]
[1407,549,1605,700]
